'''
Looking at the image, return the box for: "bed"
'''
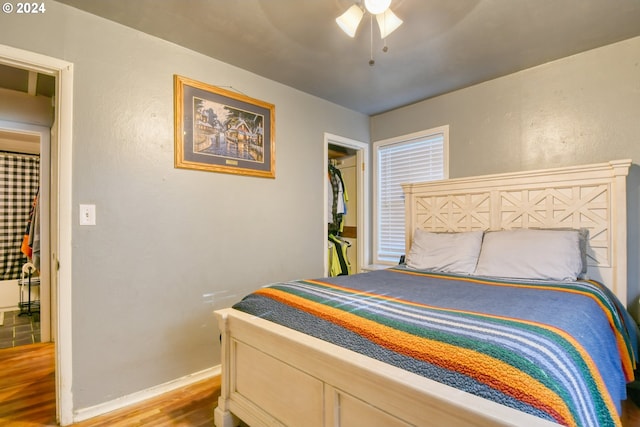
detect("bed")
[214,159,637,427]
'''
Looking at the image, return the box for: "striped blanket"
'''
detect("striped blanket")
[233,268,638,427]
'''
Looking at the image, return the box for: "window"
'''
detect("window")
[373,126,448,264]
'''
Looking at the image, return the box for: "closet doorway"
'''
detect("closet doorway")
[324,133,369,276]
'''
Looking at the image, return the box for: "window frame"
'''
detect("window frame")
[372,125,449,266]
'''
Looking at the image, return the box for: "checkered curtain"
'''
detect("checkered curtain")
[0,152,40,281]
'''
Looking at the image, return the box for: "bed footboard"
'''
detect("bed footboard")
[214,308,559,427]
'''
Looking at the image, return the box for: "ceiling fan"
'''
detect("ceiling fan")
[336,0,403,39]
[336,0,403,65]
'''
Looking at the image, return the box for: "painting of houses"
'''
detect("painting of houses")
[193,97,265,163]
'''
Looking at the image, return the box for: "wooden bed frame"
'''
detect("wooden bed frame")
[214,159,632,427]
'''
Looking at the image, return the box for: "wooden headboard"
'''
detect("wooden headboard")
[402,159,632,303]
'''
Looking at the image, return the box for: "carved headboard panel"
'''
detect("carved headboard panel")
[402,160,632,303]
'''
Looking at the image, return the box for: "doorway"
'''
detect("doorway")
[0,43,74,425]
[324,133,369,275]
[0,124,51,347]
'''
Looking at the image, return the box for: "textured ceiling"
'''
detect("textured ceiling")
[54,0,640,115]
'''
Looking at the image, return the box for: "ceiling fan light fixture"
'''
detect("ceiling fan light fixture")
[376,8,403,38]
[336,4,364,37]
[364,0,392,15]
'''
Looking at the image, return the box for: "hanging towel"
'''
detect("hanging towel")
[30,194,41,270]
[21,191,38,259]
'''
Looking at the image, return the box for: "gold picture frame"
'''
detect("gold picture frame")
[174,75,275,178]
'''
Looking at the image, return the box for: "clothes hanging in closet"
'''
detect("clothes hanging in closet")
[328,234,351,276]
[328,164,348,235]
[327,241,341,277]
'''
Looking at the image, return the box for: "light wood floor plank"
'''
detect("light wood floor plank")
[0,342,220,426]
[0,343,55,426]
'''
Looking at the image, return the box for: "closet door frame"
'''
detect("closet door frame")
[323,133,369,275]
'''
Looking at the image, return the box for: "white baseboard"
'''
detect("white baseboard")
[73,364,221,423]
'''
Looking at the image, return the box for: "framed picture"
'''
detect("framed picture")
[174,75,275,178]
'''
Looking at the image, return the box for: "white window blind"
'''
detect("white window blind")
[375,131,446,263]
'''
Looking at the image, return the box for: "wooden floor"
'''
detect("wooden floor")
[0,342,220,427]
[1,342,639,426]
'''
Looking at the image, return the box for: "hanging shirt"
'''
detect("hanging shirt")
[328,234,352,276]
[331,165,347,215]
[327,172,334,219]
[329,164,350,235]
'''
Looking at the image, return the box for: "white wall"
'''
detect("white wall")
[0,88,53,127]
[0,280,19,311]
[371,36,640,306]
[0,1,369,412]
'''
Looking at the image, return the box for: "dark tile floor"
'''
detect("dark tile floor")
[0,309,40,349]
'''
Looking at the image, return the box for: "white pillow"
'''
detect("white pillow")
[474,229,582,281]
[532,227,589,279]
[406,229,484,275]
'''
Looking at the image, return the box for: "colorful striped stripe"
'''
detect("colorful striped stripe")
[394,268,636,380]
[245,271,634,427]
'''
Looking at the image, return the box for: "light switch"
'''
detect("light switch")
[79,204,96,225]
